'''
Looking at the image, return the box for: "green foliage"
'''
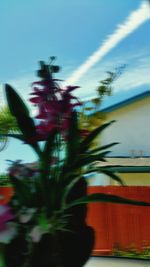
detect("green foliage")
[0,106,19,151]
[0,106,19,133]
[0,174,11,185]
[113,245,150,259]
[1,59,149,267]
[79,66,125,138]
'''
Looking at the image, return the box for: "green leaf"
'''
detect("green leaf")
[82,166,124,185]
[61,175,83,209]
[15,113,36,139]
[61,112,81,182]
[41,130,57,184]
[10,176,32,206]
[38,212,49,231]
[45,179,63,217]
[42,130,57,163]
[5,84,41,155]
[62,166,122,209]
[39,130,61,214]
[88,142,119,154]
[81,164,124,185]
[70,151,110,170]
[66,193,150,209]
[5,84,30,117]
[61,152,109,181]
[16,113,41,155]
[66,111,80,164]
[100,170,124,185]
[80,120,115,153]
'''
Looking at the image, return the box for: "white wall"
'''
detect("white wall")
[100,97,150,157]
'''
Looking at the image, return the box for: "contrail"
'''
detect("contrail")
[65,1,150,86]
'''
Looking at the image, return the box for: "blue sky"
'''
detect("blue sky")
[0,0,150,173]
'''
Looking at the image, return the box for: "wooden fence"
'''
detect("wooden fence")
[87,186,150,255]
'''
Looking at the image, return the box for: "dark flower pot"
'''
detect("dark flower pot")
[4,179,94,267]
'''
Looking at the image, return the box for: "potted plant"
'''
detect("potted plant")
[0,59,149,267]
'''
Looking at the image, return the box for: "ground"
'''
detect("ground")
[85,257,150,267]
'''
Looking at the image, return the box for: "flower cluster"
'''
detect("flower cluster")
[29,63,81,140]
[7,160,39,180]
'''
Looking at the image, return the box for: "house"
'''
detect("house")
[88,90,150,186]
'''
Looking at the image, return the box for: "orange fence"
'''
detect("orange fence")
[87,186,150,255]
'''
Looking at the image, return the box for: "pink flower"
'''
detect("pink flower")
[0,205,17,244]
[8,160,39,179]
[0,205,14,230]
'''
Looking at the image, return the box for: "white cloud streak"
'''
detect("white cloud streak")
[65,1,150,86]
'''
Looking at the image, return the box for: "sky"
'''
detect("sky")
[0,0,150,173]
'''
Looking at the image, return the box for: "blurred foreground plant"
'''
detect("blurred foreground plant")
[0,58,149,267]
